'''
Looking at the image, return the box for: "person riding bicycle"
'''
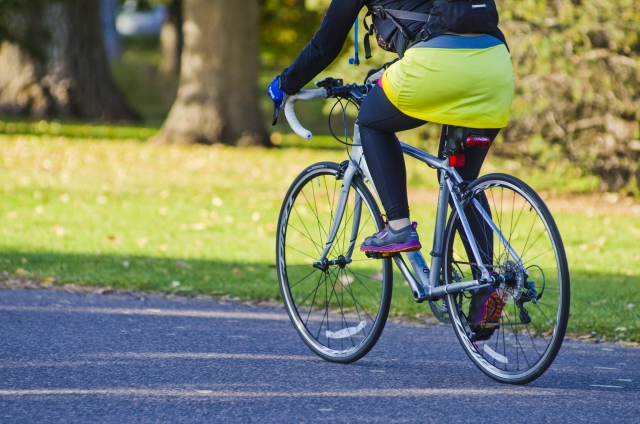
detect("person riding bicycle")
[268,0,514,340]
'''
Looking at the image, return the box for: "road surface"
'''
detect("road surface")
[0,289,638,423]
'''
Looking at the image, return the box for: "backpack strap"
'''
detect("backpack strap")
[380,8,432,23]
[363,11,374,59]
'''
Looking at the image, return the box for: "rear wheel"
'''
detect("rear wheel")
[444,174,570,384]
[276,162,392,363]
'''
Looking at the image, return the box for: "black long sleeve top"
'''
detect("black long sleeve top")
[279,0,435,95]
[279,0,507,95]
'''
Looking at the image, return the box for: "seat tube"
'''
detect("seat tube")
[429,173,450,288]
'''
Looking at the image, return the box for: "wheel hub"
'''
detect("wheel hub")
[497,259,525,301]
[313,255,351,272]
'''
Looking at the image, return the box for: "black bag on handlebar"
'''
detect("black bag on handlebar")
[364,0,500,58]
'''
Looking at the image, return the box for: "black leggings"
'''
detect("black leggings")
[358,86,498,270]
[358,85,499,219]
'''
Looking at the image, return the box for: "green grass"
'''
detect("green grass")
[0,125,638,343]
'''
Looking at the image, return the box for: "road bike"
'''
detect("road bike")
[275,78,570,385]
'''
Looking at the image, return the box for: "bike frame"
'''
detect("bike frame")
[315,124,524,302]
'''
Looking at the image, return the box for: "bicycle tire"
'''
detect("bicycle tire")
[443,173,570,384]
[276,162,393,363]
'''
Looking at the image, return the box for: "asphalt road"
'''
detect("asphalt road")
[0,289,638,423]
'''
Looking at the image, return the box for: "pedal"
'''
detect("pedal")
[365,251,396,259]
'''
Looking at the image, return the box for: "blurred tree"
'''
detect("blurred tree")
[0,0,140,120]
[260,0,325,68]
[155,0,269,146]
[160,0,182,75]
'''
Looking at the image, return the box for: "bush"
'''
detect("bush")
[500,0,640,192]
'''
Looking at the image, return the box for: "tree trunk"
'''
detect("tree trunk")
[160,0,183,75]
[0,0,140,121]
[155,0,269,146]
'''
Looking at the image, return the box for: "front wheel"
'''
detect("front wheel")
[443,174,570,384]
[276,162,393,363]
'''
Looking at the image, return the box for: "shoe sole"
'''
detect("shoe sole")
[360,240,422,254]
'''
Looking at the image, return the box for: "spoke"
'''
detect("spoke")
[534,301,560,309]
[285,244,319,262]
[305,271,325,325]
[295,271,325,309]
[325,175,336,227]
[523,321,542,357]
[519,211,541,263]
[288,221,323,254]
[288,268,319,290]
[346,265,381,303]
[335,268,357,348]
[303,183,330,245]
[341,271,367,338]
[316,270,331,342]
[347,270,384,283]
[355,214,374,241]
[505,311,532,368]
[520,230,549,261]
[341,277,377,324]
[533,303,557,329]
[488,188,506,266]
[507,192,528,253]
[327,197,356,259]
[523,307,552,345]
[522,246,555,266]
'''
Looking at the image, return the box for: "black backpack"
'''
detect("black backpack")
[364,0,501,58]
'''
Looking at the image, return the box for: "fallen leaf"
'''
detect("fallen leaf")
[232,268,242,276]
[338,275,354,286]
[176,260,191,269]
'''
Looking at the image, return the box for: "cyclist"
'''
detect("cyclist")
[268,0,514,339]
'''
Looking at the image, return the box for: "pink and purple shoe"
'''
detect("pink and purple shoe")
[468,288,507,342]
[360,219,422,254]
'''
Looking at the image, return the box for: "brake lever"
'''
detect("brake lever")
[271,104,279,126]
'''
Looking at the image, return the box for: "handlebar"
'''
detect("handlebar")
[283,89,328,140]
[280,80,374,140]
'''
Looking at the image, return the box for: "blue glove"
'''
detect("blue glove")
[267,76,286,109]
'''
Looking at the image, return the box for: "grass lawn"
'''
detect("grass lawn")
[0,125,639,343]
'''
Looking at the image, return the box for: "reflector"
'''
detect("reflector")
[449,154,466,167]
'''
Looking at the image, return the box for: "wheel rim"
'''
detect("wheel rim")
[278,168,389,357]
[446,178,567,380]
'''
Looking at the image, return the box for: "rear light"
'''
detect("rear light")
[466,135,491,148]
[449,154,465,167]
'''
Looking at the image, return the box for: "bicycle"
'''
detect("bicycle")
[275,77,570,385]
